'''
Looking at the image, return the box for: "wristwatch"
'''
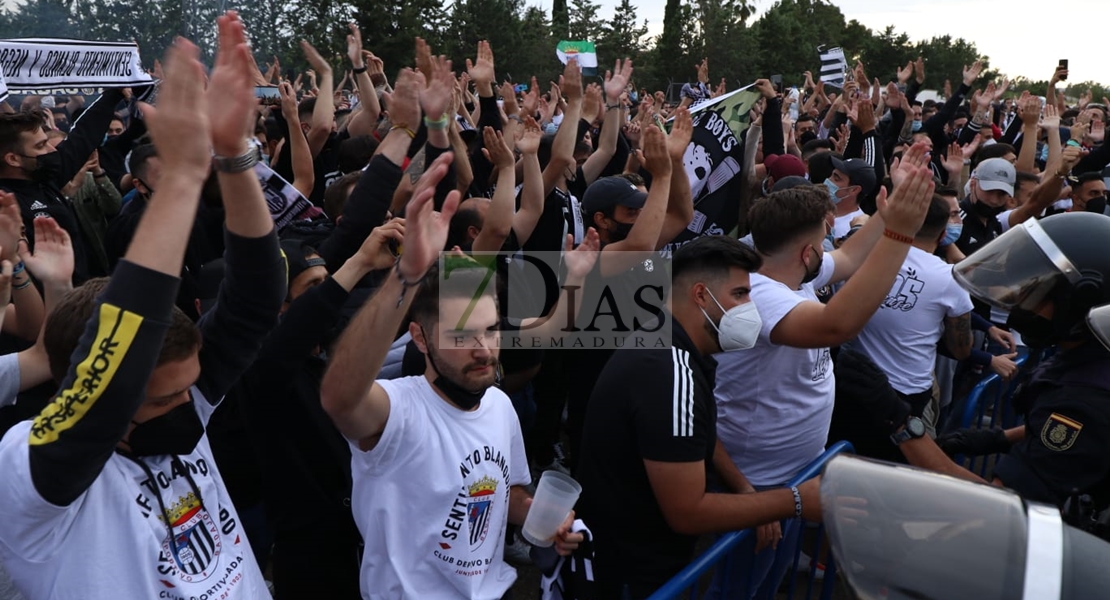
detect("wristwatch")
[890,416,927,445]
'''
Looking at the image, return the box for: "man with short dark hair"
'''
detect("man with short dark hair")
[824,157,876,237]
[0,91,124,282]
[320,152,586,598]
[577,235,822,599]
[0,19,287,598]
[1068,171,1107,213]
[714,143,935,597]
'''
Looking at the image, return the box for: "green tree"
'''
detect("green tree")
[749,0,849,86]
[596,0,647,64]
[516,6,560,85]
[568,0,604,42]
[687,0,755,87]
[649,0,689,92]
[446,0,525,82]
[913,35,996,90]
[551,0,569,40]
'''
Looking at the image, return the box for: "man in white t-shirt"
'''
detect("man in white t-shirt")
[852,193,974,418]
[320,153,584,600]
[712,143,935,598]
[0,23,287,600]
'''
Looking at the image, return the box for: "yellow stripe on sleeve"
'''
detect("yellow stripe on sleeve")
[29,303,144,445]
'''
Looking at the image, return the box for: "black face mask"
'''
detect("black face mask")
[127,402,204,456]
[1006,308,1057,348]
[23,150,62,184]
[801,245,822,284]
[1086,196,1108,215]
[422,327,495,411]
[799,131,818,146]
[972,195,1006,218]
[608,219,634,243]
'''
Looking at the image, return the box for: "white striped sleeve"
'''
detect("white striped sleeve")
[671,348,695,438]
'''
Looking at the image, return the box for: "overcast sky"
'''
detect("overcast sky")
[575,0,1108,85]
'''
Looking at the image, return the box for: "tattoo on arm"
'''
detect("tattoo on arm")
[944,313,973,358]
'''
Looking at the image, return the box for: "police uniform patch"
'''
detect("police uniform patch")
[1040,413,1084,452]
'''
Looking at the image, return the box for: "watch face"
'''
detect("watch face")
[907,417,926,437]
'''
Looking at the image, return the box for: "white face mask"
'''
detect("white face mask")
[700,288,762,351]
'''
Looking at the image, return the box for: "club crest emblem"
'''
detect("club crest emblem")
[467,476,499,551]
[160,492,222,582]
[1041,413,1083,452]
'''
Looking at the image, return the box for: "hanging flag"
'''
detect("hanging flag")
[556,41,598,77]
[660,84,761,255]
[818,45,847,89]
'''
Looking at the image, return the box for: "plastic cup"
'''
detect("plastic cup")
[521,471,582,547]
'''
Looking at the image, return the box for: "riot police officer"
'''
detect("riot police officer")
[942,212,1110,517]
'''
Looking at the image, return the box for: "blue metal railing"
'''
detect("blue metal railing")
[647,441,855,600]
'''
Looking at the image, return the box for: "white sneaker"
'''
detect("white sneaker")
[504,533,533,565]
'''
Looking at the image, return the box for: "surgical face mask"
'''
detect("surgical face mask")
[261,153,271,166]
[941,222,963,246]
[700,288,762,351]
[824,178,843,205]
[127,402,204,456]
[801,245,823,284]
[544,122,559,136]
[911,119,923,132]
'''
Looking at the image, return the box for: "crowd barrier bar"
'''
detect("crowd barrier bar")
[646,441,855,600]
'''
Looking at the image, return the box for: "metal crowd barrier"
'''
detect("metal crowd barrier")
[646,441,855,600]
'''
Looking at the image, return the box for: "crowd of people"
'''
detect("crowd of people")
[0,11,1109,600]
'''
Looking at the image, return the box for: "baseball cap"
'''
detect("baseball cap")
[829,157,877,198]
[765,154,807,181]
[582,176,648,217]
[973,157,1016,197]
[280,239,327,291]
[771,175,811,192]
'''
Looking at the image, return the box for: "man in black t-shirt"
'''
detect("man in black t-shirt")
[577,236,822,599]
[955,157,1015,258]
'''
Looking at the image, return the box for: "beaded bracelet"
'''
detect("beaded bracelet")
[883,228,914,244]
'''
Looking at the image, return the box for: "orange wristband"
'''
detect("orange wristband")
[883,228,914,244]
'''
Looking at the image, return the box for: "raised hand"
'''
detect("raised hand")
[560,58,582,102]
[19,216,73,286]
[890,140,931,190]
[880,156,935,237]
[753,78,776,99]
[347,22,365,68]
[564,228,600,280]
[397,152,461,281]
[962,59,983,86]
[499,82,519,116]
[207,13,258,157]
[1039,103,1060,131]
[941,141,965,174]
[897,61,913,85]
[581,83,602,124]
[516,115,542,154]
[993,78,1010,101]
[480,126,514,170]
[391,69,424,131]
[604,58,633,103]
[1050,64,1067,86]
[1060,144,1085,174]
[667,107,692,161]
[415,37,434,83]
[1090,120,1105,144]
[885,82,902,109]
[420,56,453,120]
[465,40,496,93]
[641,124,671,177]
[696,58,708,84]
[1018,94,1041,127]
[140,37,210,181]
[914,56,925,85]
[301,40,332,77]
[522,78,539,116]
[0,191,20,263]
[855,98,876,133]
[356,218,405,272]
